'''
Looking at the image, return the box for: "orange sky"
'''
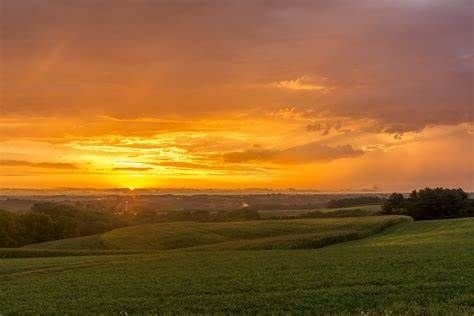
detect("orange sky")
[1,1,473,191]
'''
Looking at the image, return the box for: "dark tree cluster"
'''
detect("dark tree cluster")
[1,209,67,247]
[383,188,473,220]
[0,202,128,247]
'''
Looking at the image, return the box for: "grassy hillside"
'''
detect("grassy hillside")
[0,248,136,259]
[1,217,473,314]
[25,215,408,251]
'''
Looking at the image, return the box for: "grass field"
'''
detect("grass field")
[1,217,473,314]
[258,204,382,219]
[24,215,406,251]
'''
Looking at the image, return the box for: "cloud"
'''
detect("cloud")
[272,76,330,92]
[156,161,223,170]
[223,142,363,164]
[112,167,153,172]
[0,0,472,190]
[0,160,78,169]
[154,161,274,173]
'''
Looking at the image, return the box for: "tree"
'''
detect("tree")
[19,212,55,243]
[406,187,468,220]
[31,202,76,218]
[54,216,80,239]
[383,193,405,213]
[0,210,19,247]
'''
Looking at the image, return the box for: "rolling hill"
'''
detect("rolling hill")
[24,215,409,251]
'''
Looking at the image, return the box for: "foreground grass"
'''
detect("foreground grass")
[1,217,473,314]
[24,215,407,251]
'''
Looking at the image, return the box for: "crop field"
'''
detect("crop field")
[1,217,473,314]
[258,204,382,219]
[24,215,405,251]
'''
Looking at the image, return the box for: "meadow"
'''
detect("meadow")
[1,217,473,314]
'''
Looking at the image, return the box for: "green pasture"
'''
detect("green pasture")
[1,217,473,314]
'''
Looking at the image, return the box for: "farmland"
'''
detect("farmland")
[1,217,473,314]
[257,204,382,219]
[24,215,406,251]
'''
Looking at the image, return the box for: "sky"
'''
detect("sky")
[1,0,473,191]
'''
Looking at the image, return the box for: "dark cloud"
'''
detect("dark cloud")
[2,0,472,131]
[223,142,363,164]
[0,160,78,169]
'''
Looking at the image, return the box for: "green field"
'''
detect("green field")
[0,217,473,314]
[258,204,382,219]
[24,215,405,251]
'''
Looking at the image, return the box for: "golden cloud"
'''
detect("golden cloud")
[224,142,363,164]
[272,76,332,92]
[0,160,78,169]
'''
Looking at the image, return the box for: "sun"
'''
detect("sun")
[106,173,156,190]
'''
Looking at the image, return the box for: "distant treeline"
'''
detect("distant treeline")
[0,194,329,214]
[382,188,474,220]
[1,194,379,215]
[326,196,384,208]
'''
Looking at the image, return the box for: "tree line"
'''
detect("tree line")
[382,187,473,220]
